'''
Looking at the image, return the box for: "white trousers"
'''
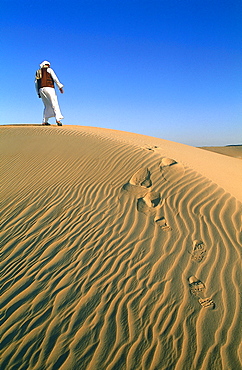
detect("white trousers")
[39,87,64,122]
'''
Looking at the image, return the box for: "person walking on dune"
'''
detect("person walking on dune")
[35,61,64,126]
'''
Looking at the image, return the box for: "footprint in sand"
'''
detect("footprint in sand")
[160,157,177,167]
[190,240,207,262]
[188,276,215,309]
[137,191,161,215]
[122,167,152,197]
[188,276,205,296]
[143,145,159,152]
[137,193,172,231]
[159,157,184,183]
[198,297,216,309]
[129,167,152,188]
[154,216,172,231]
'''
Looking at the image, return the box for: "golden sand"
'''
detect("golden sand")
[1,125,242,369]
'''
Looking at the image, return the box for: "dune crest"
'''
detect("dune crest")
[1,125,241,370]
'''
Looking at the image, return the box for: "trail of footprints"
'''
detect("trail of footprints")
[122,154,216,310]
[188,240,215,309]
[123,161,172,231]
[189,276,215,309]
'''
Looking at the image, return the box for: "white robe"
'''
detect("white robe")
[35,67,64,122]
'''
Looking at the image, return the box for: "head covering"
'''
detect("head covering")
[40,60,51,68]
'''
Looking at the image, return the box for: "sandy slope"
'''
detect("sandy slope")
[199,145,242,159]
[1,125,242,370]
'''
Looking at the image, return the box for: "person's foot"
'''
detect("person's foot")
[42,122,50,125]
[56,121,62,126]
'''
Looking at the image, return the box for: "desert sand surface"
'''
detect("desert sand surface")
[1,125,242,370]
[199,145,242,159]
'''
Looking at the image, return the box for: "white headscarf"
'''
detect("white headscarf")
[40,60,51,68]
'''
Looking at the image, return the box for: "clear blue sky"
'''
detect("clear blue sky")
[1,0,241,146]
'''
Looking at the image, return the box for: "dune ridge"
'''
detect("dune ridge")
[199,144,242,159]
[1,125,242,370]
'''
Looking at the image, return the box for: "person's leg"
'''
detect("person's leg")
[39,88,55,123]
[47,88,64,124]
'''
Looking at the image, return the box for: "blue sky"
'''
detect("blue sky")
[1,0,241,146]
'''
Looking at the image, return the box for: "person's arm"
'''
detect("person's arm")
[47,67,64,91]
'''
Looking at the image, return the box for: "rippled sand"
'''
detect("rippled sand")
[1,125,242,370]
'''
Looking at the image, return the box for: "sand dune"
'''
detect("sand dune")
[199,144,242,159]
[1,125,241,370]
